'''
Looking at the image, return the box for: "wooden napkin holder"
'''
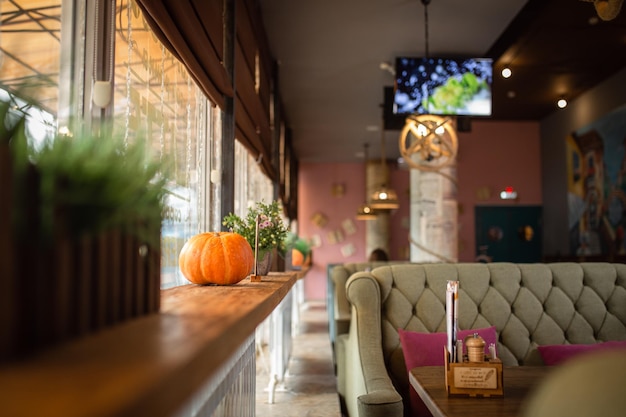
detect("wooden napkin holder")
[444,346,504,397]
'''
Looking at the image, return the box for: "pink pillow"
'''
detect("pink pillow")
[537,341,626,366]
[398,326,498,417]
[399,326,498,370]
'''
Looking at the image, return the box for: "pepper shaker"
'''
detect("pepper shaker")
[464,333,485,363]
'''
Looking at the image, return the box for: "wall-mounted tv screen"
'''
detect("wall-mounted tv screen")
[393,57,493,117]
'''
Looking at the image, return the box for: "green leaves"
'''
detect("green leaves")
[223,200,289,252]
[2,93,170,246]
[1,98,29,174]
[32,133,169,245]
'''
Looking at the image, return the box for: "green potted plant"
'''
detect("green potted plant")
[283,232,312,269]
[222,200,289,275]
[1,91,170,361]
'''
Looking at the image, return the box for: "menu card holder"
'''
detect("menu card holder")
[444,346,504,397]
[250,214,262,282]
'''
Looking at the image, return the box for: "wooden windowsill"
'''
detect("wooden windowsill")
[0,272,296,417]
[293,265,311,279]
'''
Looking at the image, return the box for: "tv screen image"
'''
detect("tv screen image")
[394,57,493,117]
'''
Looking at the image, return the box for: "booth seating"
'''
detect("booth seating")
[336,262,626,417]
[328,261,408,354]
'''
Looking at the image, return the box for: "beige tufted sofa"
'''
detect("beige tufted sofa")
[329,261,408,350]
[336,262,626,417]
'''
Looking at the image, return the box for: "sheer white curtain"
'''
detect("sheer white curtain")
[114,0,276,289]
[114,0,218,289]
[234,140,274,217]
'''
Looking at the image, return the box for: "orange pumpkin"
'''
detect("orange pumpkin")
[178,232,254,285]
[291,248,304,267]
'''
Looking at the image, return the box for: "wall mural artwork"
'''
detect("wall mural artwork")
[567,104,626,256]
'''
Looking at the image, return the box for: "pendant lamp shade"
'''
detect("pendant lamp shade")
[370,185,399,210]
[370,113,399,211]
[356,202,377,220]
[398,0,458,173]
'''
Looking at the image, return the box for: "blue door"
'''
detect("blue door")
[475,206,542,263]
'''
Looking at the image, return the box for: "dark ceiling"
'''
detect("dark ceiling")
[259,0,626,163]
[488,0,626,121]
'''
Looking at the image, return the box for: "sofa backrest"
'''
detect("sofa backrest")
[349,262,626,394]
[329,261,408,345]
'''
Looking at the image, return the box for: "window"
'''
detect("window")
[1,0,277,289]
[0,1,63,115]
[234,140,273,218]
[113,0,217,288]
[0,0,64,145]
[115,0,274,288]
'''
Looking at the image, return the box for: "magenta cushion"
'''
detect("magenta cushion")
[537,341,626,366]
[399,326,498,370]
[398,326,498,417]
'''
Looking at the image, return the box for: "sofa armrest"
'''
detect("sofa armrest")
[341,272,403,417]
[335,333,349,397]
[331,266,352,340]
[358,390,404,417]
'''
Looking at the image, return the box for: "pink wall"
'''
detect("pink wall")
[298,162,409,301]
[456,120,542,261]
[298,120,541,301]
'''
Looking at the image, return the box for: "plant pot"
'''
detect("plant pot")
[256,249,273,276]
[1,162,161,363]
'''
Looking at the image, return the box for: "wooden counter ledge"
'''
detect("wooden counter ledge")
[0,272,297,417]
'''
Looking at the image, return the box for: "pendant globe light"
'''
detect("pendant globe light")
[356,142,378,220]
[370,114,399,210]
[398,0,458,172]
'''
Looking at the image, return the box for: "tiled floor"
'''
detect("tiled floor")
[255,300,343,417]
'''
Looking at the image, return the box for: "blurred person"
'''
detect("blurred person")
[368,248,389,261]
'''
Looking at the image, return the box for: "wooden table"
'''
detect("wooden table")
[409,366,552,417]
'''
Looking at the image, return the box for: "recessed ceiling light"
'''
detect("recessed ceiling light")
[501,67,512,78]
[557,98,568,109]
[507,91,516,98]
